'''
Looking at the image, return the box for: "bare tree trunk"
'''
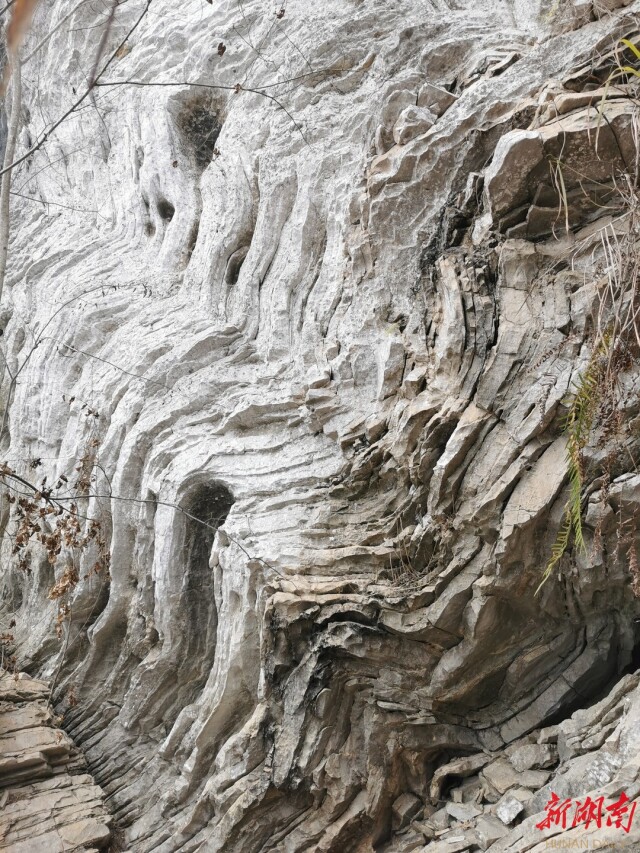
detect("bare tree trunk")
[0,58,21,305]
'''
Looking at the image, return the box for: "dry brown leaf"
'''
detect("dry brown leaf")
[114,42,132,60]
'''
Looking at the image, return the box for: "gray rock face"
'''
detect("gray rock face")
[0,671,111,851]
[508,744,557,773]
[1,0,640,851]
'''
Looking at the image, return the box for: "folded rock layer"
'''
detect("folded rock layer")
[1,0,640,850]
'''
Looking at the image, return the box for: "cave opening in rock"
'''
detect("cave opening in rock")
[169,481,235,707]
[177,95,223,171]
[157,198,175,222]
[185,217,200,260]
[183,481,234,579]
[623,619,640,675]
[225,246,249,286]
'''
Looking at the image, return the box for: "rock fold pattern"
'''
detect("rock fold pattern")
[1,0,640,851]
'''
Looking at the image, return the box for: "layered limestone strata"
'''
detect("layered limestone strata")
[1,0,640,850]
[0,671,111,852]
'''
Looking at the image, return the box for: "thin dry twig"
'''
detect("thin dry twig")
[0,0,153,178]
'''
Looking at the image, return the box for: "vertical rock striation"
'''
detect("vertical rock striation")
[1,0,640,850]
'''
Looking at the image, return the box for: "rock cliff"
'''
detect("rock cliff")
[1,0,640,850]
[0,671,111,851]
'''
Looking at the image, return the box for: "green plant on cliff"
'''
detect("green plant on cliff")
[540,179,640,593]
[601,37,640,94]
[595,36,640,140]
[538,334,610,591]
[537,30,640,593]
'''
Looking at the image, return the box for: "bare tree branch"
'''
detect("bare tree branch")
[87,0,118,88]
[94,78,312,146]
[10,190,101,215]
[0,0,152,179]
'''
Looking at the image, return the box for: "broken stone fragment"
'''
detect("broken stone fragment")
[537,725,560,744]
[305,366,331,389]
[402,366,426,399]
[392,792,423,830]
[391,828,428,851]
[474,814,508,849]
[417,82,457,117]
[445,800,482,822]
[494,786,535,825]
[364,413,387,442]
[450,775,483,803]
[377,338,406,400]
[421,831,477,853]
[484,131,544,220]
[426,806,451,831]
[392,105,437,145]
[508,743,558,772]
[495,793,525,825]
[484,100,639,239]
[481,758,551,795]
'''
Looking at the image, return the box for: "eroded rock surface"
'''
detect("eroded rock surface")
[1,0,640,851]
[0,671,111,852]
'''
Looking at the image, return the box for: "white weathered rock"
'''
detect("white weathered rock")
[509,743,558,772]
[474,814,508,848]
[495,792,526,825]
[482,759,550,795]
[392,105,437,145]
[0,0,640,850]
[445,801,482,822]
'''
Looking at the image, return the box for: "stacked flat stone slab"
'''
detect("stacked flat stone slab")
[383,672,640,851]
[0,671,111,852]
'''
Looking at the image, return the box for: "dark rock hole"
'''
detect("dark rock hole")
[178,98,222,171]
[183,481,235,578]
[173,481,235,700]
[225,246,249,286]
[186,218,200,260]
[157,198,175,222]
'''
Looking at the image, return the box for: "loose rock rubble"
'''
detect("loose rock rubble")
[383,672,640,851]
[0,671,112,852]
